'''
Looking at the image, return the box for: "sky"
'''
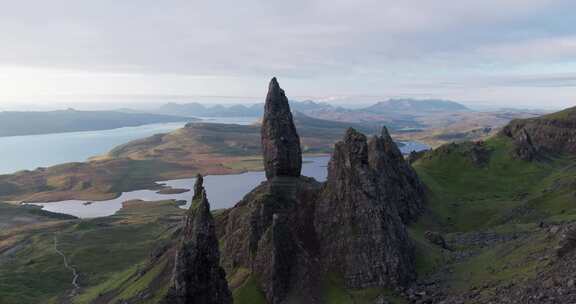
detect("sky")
[1,0,576,110]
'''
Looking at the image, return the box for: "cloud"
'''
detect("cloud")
[0,0,575,108]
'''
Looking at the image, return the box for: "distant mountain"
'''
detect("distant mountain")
[363,98,470,113]
[157,98,470,121]
[157,100,338,117]
[0,109,194,137]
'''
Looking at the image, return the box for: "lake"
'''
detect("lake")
[30,156,330,218]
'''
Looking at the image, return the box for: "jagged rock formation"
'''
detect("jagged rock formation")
[368,127,426,223]
[315,128,416,288]
[193,173,204,201]
[261,77,302,179]
[219,176,323,303]
[500,106,576,160]
[164,177,232,304]
[217,78,426,303]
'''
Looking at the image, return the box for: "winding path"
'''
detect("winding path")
[54,236,80,296]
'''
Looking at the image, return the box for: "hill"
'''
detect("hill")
[500,105,576,160]
[404,105,576,302]
[364,98,470,113]
[154,99,542,144]
[0,109,193,137]
[0,112,382,203]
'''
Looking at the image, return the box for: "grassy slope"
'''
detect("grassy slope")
[411,135,576,296]
[413,137,576,232]
[0,200,184,304]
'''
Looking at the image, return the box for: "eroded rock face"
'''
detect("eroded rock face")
[193,173,204,201]
[315,128,416,288]
[261,77,302,179]
[219,176,323,304]
[165,178,232,304]
[500,107,576,160]
[368,127,426,223]
[217,79,425,303]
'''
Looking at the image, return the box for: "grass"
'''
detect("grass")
[320,273,406,304]
[449,230,551,292]
[223,157,264,171]
[0,200,183,304]
[408,133,576,300]
[232,275,267,304]
[413,136,576,232]
[408,225,446,276]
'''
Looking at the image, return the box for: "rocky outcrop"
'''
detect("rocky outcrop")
[368,127,426,223]
[164,177,232,304]
[425,231,449,250]
[193,173,204,201]
[315,128,416,288]
[220,176,323,304]
[261,77,302,179]
[500,106,576,160]
[217,79,426,303]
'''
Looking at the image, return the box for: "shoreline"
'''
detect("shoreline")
[17,154,332,205]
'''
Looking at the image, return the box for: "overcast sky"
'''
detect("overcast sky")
[1,0,576,109]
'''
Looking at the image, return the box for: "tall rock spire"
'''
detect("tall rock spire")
[164,186,232,304]
[261,77,302,179]
[193,173,204,201]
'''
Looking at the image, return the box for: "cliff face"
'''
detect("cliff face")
[217,78,426,303]
[315,128,416,288]
[219,175,323,303]
[500,106,576,160]
[164,179,232,304]
[368,127,426,223]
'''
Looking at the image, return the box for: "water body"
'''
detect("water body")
[30,156,330,218]
[0,117,259,175]
[0,122,188,174]
[30,139,429,219]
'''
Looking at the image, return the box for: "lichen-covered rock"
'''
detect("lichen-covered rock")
[261,77,302,179]
[315,128,416,288]
[164,179,232,304]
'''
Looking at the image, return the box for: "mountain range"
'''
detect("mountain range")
[156,98,469,118]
